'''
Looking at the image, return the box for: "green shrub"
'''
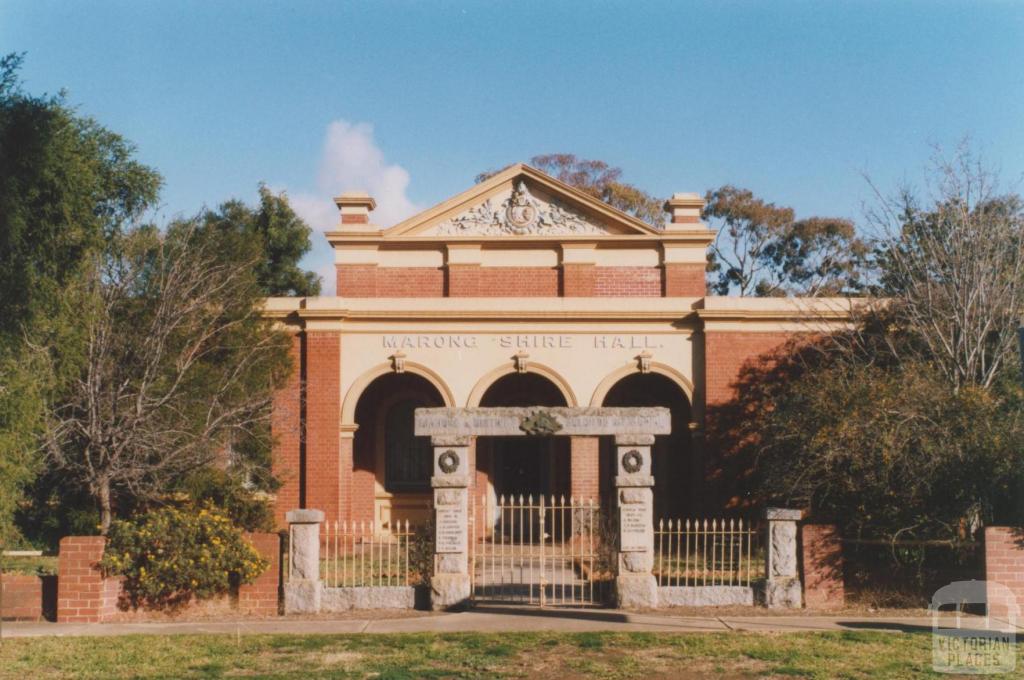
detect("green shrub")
[100,503,267,609]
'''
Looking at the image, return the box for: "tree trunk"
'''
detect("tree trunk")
[98,478,112,535]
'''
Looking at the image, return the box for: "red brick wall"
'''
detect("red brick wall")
[479,267,560,296]
[802,524,845,609]
[271,334,302,528]
[57,533,282,622]
[446,264,481,296]
[593,266,662,297]
[340,263,701,298]
[57,536,118,623]
[338,265,445,297]
[1,573,43,621]
[570,436,600,500]
[238,532,281,616]
[561,263,594,296]
[377,267,445,297]
[985,527,1024,618]
[306,332,341,520]
[704,331,793,406]
[337,264,377,297]
[663,263,706,297]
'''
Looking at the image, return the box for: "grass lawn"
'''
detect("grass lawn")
[1,630,1019,679]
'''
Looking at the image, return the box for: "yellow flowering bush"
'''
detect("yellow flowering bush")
[101,503,268,609]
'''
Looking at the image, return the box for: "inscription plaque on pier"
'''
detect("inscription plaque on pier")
[435,504,467,554]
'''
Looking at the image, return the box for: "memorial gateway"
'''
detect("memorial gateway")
[267,163,850,609]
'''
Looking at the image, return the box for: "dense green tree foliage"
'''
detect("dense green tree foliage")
[0,53,162,543]
[200,184,320,297]
[0,54,317,542]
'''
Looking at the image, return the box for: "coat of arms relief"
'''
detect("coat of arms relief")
[436,181,606,236]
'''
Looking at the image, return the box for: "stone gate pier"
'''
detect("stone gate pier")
[415,406,671,610]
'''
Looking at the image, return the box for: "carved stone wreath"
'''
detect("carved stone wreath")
[438,449,460,474]
[621,449,644,474]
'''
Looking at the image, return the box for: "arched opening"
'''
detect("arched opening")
[477,372,570,500]
[353,372,444,530]
[601,372,694,519]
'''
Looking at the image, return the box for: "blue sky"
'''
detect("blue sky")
[5,1,1023,292]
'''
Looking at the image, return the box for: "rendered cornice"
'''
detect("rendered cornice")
[696,308,853,321]
[324,232,717,246]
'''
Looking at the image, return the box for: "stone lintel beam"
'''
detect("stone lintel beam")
[415,406,671,438]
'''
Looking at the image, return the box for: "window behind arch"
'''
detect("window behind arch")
[384,399,433,492]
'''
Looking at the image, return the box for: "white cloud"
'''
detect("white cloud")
[290,120,421,295]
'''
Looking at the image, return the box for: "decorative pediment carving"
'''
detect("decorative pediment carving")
[436,181,607,237]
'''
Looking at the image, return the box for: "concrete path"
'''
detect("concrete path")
[2,607,1019,638]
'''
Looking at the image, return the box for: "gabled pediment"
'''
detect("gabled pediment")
[382,164,662,239]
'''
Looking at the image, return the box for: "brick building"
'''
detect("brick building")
[265,163,849,529]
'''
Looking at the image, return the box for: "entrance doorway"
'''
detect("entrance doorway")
[478,371,570,501]
[491,437,567,499]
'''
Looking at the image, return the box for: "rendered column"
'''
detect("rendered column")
[764,507,803,608]
[430,436,472,610]
[614,434,659,608]
[284,508,324,614]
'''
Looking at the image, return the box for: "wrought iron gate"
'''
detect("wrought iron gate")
[470,494,610,606]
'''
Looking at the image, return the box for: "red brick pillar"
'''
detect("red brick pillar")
[570,436,600,500]
[238,532,281,616]
[339,434,355,521]
[663,263,706,297]
[985,527,1024,618]
[801,524,845,609]
[446,263,481,296]
[57,537,119,623]
[271,333,302,528]
[561,263,595,296]
[305,331,341,520]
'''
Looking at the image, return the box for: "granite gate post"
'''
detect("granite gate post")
[614,434,659,608]
[430,436,472,610]
[764,507,802,608]
[284,508,324,614]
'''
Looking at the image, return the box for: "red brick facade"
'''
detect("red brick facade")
[704,331,793,405]
[663,263,706,297]
[337,264,702,298]
[593,266,662,297]
[271,334,302,528]
[305,332,341,520]
[570,436,600,500]
[801,524,845,609]
[984,526,1024,618]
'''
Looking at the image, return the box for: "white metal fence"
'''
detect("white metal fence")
[654,518,763,587]
[470,494,609,606]
[317,520,421,587]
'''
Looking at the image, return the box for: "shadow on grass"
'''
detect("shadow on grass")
[840,620,1023,642]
